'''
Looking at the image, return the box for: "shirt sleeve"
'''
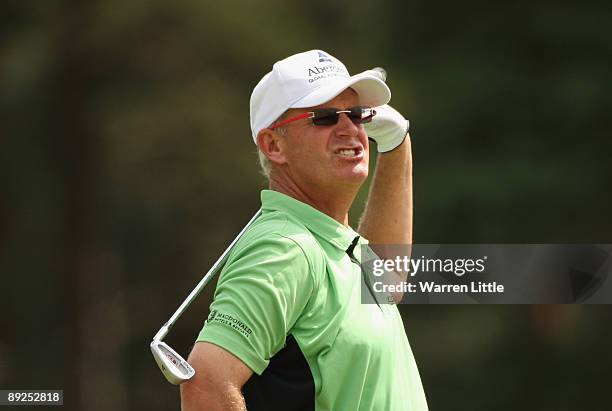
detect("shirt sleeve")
[196,233,315,375]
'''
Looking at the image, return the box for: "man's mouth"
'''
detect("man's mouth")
[334,147,363,158]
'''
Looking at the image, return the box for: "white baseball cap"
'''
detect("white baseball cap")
[249,50,391,143]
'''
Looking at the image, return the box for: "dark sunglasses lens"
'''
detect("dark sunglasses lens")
[350,107,374,124]
[312,107,374,126]
[312,108,339,126]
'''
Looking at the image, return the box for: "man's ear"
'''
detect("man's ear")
[257,128,287,165]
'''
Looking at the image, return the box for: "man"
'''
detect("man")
[181,50,428,411]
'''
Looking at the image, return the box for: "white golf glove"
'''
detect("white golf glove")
[365,104,410,153]
[360,68,410,153]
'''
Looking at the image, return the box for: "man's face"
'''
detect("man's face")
[278,88,369,193]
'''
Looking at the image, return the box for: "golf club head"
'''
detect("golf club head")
[150,340,195,385]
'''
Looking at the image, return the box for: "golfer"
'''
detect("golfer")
[181,50,428,411]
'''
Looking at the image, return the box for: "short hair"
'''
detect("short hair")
[257,149,272,178]
[257,113,287,178]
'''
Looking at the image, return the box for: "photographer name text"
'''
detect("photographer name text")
[373,281,504,294]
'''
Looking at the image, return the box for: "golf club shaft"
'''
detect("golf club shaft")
[153,209,262,341]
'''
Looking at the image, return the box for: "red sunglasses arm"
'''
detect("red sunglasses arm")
[269,112,313,129]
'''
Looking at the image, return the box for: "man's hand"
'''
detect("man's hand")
[365,104,410,153]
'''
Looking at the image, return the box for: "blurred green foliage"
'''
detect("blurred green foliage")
[1,0,611,410]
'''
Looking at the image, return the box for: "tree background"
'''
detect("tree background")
[1,0,611,410]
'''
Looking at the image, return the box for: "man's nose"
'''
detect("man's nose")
[334,112,359,137]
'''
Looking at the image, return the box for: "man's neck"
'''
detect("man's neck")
[269,177,358,226]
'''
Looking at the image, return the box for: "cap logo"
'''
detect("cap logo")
[307,64,348,83]
[318,51,332,63]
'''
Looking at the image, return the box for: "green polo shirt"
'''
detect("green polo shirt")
[197,190,428,411]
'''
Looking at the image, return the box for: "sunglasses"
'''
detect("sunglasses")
[269,106,376,130]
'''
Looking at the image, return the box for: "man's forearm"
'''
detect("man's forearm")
[359,135,413,245]
[359,137,413,302]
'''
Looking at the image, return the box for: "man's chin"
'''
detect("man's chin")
[337,168,368,186]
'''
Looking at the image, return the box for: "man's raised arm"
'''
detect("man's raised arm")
[359,104,413,245]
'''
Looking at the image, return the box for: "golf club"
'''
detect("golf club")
[150,209,262,384]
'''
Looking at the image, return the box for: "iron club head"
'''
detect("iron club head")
[150,340,195,385]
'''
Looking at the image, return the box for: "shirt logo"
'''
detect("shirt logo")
[206,309,218,324]
[205,310,253,338]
